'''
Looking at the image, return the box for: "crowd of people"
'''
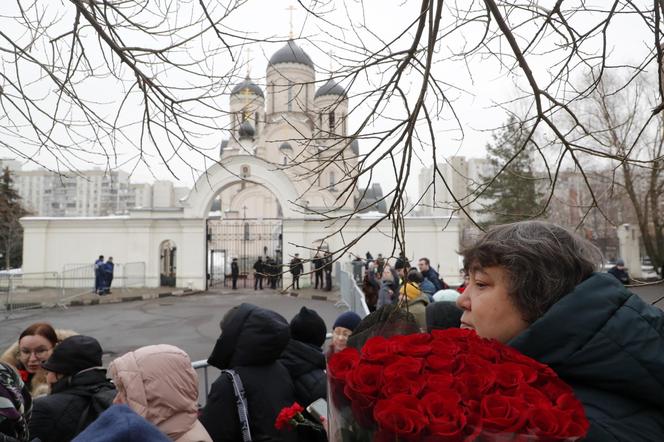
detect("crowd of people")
[2,221,663,442]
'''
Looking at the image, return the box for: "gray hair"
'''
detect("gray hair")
[461,221,602,323]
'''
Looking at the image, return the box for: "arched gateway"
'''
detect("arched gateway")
[19,40,461,290]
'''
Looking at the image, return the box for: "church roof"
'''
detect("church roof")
[315,79,346,98]
[279,142,293,152]
[269,40,314,69]
[231,78,264,98]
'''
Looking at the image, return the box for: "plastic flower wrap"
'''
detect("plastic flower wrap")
[327,329,589,441]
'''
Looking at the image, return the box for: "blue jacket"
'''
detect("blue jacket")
[422,268,442,291]
[509,273,664,441]
[72,405,170,442]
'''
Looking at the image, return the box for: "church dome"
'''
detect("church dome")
[279,141,293,152]
[269,40,314,69]
[231,78,264,98]
[239,121,255,139]
[315,79,346,98]
[220,139,229,155]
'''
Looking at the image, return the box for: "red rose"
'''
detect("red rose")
[18,369,29,383]
[540,378,575,402]
[327,347,360,382]
[374,394,428,441]
[423,372,455,394]
[361,336,396,363]
[499,345,548,371]
[392,333,433,357]
[274,402,304,430]
[458,369,496,397]
[431,328,479,340]
[425,354,457,373]
[493,362,538,389]
[344,362,383,407]
[383,356,424,380]
[513,384,553,409]
[430,339,463,358]
[480,394,528,433]
[466,340,500,363]
[526,407,566,439]
[382,372,425,397]
[421,393,482,442]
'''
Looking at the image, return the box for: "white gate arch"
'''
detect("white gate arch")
[182,155,304,219]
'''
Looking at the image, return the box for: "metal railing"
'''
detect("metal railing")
[1,262,147,317]
[335,263,370,318]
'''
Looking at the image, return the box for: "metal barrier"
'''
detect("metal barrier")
[1,262,147,317]
[192,332,334,407]
[335,263,370,318]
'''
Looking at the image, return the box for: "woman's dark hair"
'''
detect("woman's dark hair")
[461,221,602,323]
[19,323,58,347]
[406,269,423,284]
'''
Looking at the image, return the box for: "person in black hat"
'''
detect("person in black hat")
[279,307,328,407]
[28,335,115,442]
[607,258,630,285]
[329,311,361,355]
[425,301,463,332]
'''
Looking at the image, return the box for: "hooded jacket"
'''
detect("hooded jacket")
[509,273,664,441]
[201,303,297,442]
[279,339,326,407]
[72,404,171,442]
[1,329,77,399]
[28,368,115,442]
[109,345,211,442]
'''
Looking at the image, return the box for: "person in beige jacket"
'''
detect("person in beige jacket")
[109,344,211,442]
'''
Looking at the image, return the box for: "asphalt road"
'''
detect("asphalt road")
[0,290,343,365]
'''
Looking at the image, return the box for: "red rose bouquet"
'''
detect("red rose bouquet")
[327,329,589,441]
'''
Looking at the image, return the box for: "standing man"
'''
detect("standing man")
[94,255,104,295]
[376,253,385,275]
[313,253,324,289]
[253,257,263,290]
[351,255,364,283]
[102,257,114,295]
[231,258,239,290]
[324,252,333,291]
[418,257,443,292]
[289,254,303,290]
[608,259,630,285]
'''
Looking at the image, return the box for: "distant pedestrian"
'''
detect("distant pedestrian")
[375,253,385,275]
[230,258,239,290]
[418,257,443,292]
[94,255,104,295]
[364,251,374,270]
[253,257,263,290]
[324,252,333,291]
[377,264,399,308]
[101,257,114,295]
[289,254,303,290]
[351,255,364,283]
[608,259,630,285]
[313,253,324,289]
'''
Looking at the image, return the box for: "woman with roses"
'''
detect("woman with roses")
[457,220,664,441]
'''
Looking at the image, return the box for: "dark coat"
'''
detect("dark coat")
[29,369,115,442]
[201,304,297,442]
[279,339,326,407]
[421,267,442,291]
[231,261,239,277]
[289,258,303,276]
[509,273,664,441]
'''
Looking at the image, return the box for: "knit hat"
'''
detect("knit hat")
[426,302,463,332]
[42,335,103,376]
[333,311,362,332]
[290,307,327,348]
[433,289,461,303]
[616,259,625,266]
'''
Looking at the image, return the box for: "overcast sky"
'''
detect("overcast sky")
[0,1,656,199]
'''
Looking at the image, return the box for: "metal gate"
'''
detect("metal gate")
[206,218,283,289]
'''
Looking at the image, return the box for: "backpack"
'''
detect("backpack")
[74,386,116,434]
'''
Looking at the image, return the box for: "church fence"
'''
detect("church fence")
[336,262,370,318]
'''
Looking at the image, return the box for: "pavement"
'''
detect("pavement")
[0,288,344,365]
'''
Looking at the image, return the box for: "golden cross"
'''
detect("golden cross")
[245,47,252,77]
[286,5,296,39]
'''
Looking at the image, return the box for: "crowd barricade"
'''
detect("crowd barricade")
[335,262,370,319]
[1,262,147,317]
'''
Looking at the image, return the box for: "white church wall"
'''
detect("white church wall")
[266,64,315,115]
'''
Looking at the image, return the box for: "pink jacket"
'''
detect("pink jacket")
[109,344,211,442]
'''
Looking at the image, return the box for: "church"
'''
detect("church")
[20,40,461,290]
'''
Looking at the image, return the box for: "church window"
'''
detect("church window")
[288,81,293,112]
[255,111,260,134]
[283,156,287,166]
[329,112,335,134]
[319,113,323,130]
[244,222,250,240]
[241,166,250,179]
[270,82,275,113]
[330,171,336,191]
